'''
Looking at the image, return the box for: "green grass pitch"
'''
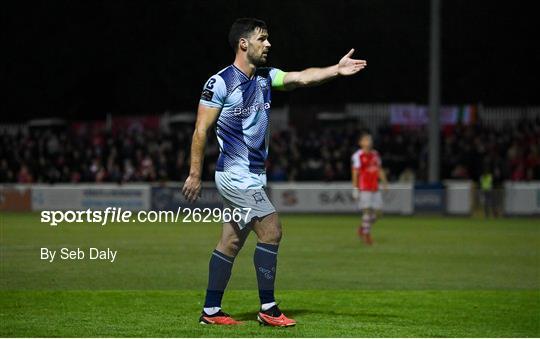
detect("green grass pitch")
[1,212,539,337]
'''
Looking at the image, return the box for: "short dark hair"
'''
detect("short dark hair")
[359,131,372,140]
[228,18,267,52]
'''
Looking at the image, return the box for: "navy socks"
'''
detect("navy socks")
[204,243,280,308]
[204,250,235,308]
[254,243,279,304]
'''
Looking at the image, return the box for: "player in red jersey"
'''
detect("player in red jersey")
[351,132,388,245]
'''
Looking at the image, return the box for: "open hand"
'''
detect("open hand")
[338,49,367,76]
[182,175,202,203]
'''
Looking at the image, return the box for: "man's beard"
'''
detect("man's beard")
[248,51,267,66]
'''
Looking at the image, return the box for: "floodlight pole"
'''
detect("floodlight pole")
[428,0,441,183]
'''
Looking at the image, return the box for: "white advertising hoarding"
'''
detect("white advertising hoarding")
[504,181,540,215]
[31,184,151,211]
[270,183,413,214]
[444,180,472,215]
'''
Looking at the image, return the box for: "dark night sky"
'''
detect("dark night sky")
[3,0,538,122]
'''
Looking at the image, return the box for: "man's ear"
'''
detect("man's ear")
[239,38,248,52]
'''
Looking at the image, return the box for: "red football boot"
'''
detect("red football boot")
[257,305,296,327]
[199,310,242,325]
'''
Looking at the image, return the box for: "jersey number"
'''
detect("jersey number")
[205,78,216,89]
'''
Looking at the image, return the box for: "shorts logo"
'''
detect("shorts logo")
[253,192,266,204]
[201,89,214,101]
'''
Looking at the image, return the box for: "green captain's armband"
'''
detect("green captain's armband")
[271,70,287,90]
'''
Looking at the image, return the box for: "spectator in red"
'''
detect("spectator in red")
[17,165,33,183]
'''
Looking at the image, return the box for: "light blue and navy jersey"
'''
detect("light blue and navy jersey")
[199,65,286,174]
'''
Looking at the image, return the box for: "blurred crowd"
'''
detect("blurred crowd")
[1,119,539,184]
[0,126,202,184]
[268,119,540,183]
[439,119,540,183]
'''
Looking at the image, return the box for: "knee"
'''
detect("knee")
[218,237,243,257]
[268,227,282,244]
[259,221,282,244]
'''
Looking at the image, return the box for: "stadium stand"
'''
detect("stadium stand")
[1,117,538,184]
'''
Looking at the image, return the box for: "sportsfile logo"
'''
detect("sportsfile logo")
[234,102,270,116]
[40,207,253,226]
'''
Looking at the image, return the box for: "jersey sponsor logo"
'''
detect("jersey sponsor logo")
[234,102,271,116]
[201,89,214,101]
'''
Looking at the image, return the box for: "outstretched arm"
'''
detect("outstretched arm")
[282,49,366,90]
